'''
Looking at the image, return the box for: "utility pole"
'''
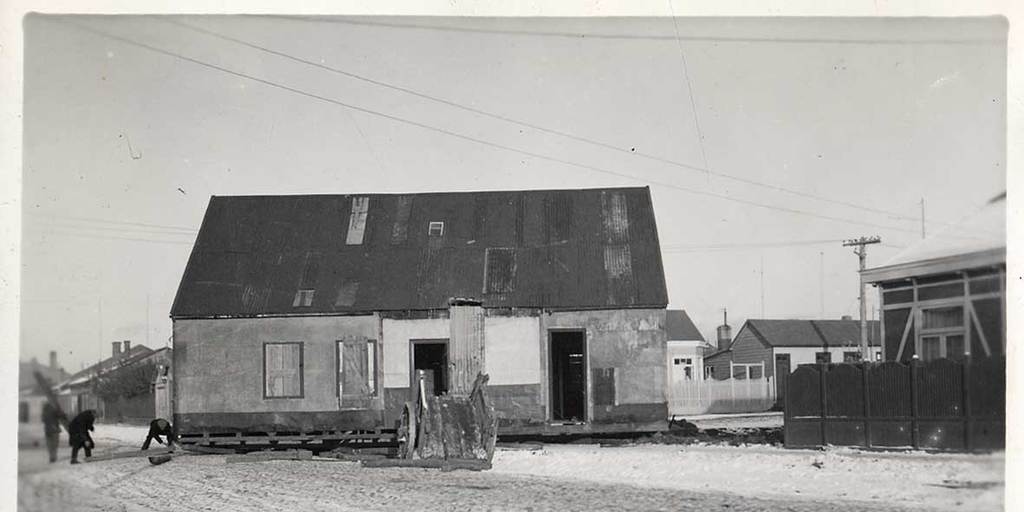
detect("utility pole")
[759,255,765,318]
[920,198,926,239]
[843,236,881,360]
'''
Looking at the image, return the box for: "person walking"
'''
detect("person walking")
[41,402,65,463]
[68,409,96,464]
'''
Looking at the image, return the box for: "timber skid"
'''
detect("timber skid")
[177,429,398,453]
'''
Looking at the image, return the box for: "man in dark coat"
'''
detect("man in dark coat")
[68,409,96,464]
[41,403,65,463]
[141,418,177,450]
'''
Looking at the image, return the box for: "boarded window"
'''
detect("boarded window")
[338,339,377,403]
[428,221,445,237]
[391,196,413,244]
[484,248,516,293]
[346,197,369,245]
[264,343,303,398]
[601,191,629,243]
[593,368,615,406]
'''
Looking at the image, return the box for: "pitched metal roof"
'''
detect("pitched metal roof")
[666,309,704,341]
[863,194,1005,283]
[744,319,880,348]
[171,187,668,317]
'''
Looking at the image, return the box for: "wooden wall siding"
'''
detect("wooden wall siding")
[173,315,379,414]
[541,309,666,422]
[729,326,773,377]
[449,305,486,396]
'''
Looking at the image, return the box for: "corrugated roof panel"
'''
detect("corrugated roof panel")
[345,196,369,245]
[171,187,668,316]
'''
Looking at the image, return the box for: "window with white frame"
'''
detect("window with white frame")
[428,221,444,237]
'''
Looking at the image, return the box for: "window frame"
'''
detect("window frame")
[336,338,379,404]
[428,221,445,237]
[263,342,304,399]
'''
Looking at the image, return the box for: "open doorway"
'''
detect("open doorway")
[411,340,448,396]
[550,330,586,422]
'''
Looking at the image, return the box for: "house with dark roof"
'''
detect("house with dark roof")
[728,318,881,404]
[862,193,1005,362]
[665,309,710,385]
[56,341,169,422]
[170,187,670,440]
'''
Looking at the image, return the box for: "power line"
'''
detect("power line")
[26,212,198,232]
[56,19,980,239]
[258,15,1002,46]
[166,18,967,229]
[665,1,709,178]
[28,219,198,237]
[38,229,195,245]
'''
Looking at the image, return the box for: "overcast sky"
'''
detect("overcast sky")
[21,15,1006,372]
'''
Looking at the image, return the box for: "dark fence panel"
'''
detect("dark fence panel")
[784,357,1004,452]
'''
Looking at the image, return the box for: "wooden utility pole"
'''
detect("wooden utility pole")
[843,236,881,360]
[920,198,926,239]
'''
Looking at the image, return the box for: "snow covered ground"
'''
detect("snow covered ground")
[17,423,1003,511]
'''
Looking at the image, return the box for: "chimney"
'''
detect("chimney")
[841,315,853,321]
[112,342,122,357]
[123,340,131,354]
[49,350,57,370]
[716,308,732,350]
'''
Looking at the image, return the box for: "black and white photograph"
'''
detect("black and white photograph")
[4,2,1018,511]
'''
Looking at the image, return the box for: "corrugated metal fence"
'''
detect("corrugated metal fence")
[784,357,1004,451]
[669,376,776,416]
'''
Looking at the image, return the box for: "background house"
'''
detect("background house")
[18,351,69,423]
[862,193,1005,362]
[57,341,169,423]
[665,309,712,386]
[171,187,670,439]
[728,318,881,404]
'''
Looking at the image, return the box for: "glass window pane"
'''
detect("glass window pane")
[946,335,965,361]
[921,336,941,361]
[921,307,964,330]
[918,283,964,301]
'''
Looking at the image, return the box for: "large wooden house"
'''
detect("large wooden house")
[170,187,670,442]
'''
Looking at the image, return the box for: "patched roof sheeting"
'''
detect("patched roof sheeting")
[171,187,668,317]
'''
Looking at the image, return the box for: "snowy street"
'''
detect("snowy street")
[17,423,1003,511]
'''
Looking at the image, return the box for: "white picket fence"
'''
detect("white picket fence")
[668,363,777,416]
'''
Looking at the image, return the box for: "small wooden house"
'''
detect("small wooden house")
[169,187,670,441]
[726,319,880,404]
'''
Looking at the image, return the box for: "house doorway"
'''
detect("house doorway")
[411,340,448,396]
[550,330,586,422]
[774,353,790,407]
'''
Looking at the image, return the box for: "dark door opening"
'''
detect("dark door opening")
[774,353,791,408]
[412,341,448,396]
[550,331,586,422]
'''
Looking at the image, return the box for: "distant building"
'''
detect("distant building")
[56,341,169,422]
[18,351,69,423]
[665,310,712,395]
[862,193,1005,362]
[727,318,881,405]
[170,188,670,441]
